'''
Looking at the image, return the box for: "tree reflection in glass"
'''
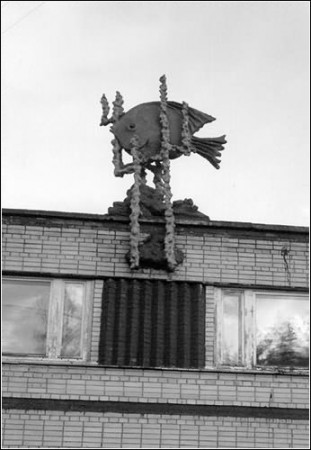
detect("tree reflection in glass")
[60,283,84,358]
[256,297,309,367]
[2,280,50,355]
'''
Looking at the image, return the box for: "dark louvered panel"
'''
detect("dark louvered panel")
[178,281,191,367]
[142,280,152,367]
[99,278,116,365]
[150,280,165,367]
[127,280,140,366]
[116,278,128,365]
[98,278,205,368]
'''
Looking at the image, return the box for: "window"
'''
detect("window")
[216,289,309,370]
[99,278,205,369]
[2,278,92,360]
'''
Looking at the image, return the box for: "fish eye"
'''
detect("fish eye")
[128,123,136,131]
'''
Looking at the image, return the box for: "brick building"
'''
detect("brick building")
[2,207,309,448]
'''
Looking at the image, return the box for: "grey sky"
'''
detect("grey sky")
[2,1,310,225]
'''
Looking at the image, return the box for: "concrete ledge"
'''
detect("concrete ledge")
[2,208,309,234]
[2,397,309,420]
[3,269,309,293]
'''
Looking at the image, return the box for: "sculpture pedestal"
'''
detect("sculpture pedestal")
[108,184,210,220]
[108,184,209,271]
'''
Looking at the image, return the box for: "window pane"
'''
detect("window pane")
[2,280,50,356]
[61,284,84,358]
[222,295,240,365]
[256,297,309,367]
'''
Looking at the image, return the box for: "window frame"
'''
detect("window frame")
[2,276,93,363]
[215,288,309,371]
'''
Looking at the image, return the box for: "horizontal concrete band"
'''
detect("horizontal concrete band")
[2,270,309,292]
[3,208,309,234]
[2,397,309,420]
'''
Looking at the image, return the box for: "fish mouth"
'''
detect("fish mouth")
[137,138,148,150]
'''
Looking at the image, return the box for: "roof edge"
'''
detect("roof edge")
[2,208,309,234]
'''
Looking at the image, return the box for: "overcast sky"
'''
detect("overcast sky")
[2,1,310,226]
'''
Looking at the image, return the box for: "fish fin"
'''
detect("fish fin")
[191,135,226,169]
[167,101,215,134]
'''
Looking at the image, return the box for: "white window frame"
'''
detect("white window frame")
[2,277,93,362]
[215,288,309,370]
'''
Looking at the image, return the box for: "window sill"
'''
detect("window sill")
[209,365,309,376]
[2,359,309,376]
[2,356,98,367]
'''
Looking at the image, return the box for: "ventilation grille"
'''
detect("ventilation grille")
[98,278,205,368]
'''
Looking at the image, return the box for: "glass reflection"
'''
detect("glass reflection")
[223,295,240,365]
[256,297,309,367]
[60,284,84,358]
[2,280,50,355]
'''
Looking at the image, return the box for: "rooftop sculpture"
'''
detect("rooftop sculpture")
[100,75,226,271]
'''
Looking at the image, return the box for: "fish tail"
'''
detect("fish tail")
[191,135,226,169]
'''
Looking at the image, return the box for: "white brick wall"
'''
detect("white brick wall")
[2,410,309,448]
[2,218,309,285]
[2,212,309,448]
[2,365,309,409]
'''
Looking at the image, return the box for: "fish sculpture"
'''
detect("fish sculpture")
[110,101,226,169]
[100,76,227,271]
[100,77,226,172]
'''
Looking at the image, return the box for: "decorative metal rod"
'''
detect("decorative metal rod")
[159,75,177,271]
[129,135,142,269]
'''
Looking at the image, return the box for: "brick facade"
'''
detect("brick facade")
[2,410,308,448]
[2,209,309,448]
